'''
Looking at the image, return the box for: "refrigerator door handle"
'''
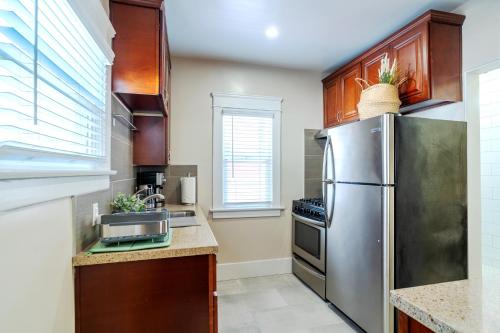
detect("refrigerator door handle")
[322,136,330,183]
[322,136,335,228]
[326,183,335,228]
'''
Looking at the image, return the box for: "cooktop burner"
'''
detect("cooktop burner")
[292,198,325,222]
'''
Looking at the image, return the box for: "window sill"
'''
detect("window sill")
[0,170,116,180]
[210,207,285,219]
[0,171,116,212]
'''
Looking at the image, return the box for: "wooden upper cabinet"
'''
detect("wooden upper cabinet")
[323,63,361,128]
[391,23,429,106]
[362,46,391,86]
[110,0,170,115]
[133,115,168,165]
[323,78,340,128]
[159,2,171,113]
[338,63,361,123]
[322,10,465,127]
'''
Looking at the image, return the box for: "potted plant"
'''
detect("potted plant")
[111,192,146,213]
[355,54,405,120]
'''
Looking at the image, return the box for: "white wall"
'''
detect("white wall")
[170,56,323,264]
[0,199,74,333]
[0,2,111,331]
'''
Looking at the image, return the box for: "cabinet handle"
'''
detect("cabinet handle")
[213,291,218,297]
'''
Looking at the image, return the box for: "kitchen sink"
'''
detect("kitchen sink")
[169,210,196,218]
[169,210,199,228]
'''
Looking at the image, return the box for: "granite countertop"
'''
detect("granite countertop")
[72,204,218,267]
[390,278,500,333]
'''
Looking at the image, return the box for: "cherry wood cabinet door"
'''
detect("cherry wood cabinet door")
[111,2,160,95]
[323,78,340,128]
[160,3,171,114]
[391,24,429,106]
[362,46,391,86]
[133,115,167,165]
[339,63,361,123]
[75,255,217,333]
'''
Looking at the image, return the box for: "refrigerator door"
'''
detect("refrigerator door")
[394,117,468,288]
[326,183,385,333]
[327,114,394,185]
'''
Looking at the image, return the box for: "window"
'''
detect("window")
[212,93,282,219]
[0,0,112,174]
[0,0,115,211]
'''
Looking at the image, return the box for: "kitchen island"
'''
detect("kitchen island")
[390,277,500,333]
[72,204,219,333]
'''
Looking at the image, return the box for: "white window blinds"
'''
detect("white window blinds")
[0,0,109,168]
[222,110,273,207]
[212,93,282,218]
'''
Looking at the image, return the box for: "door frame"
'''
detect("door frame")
[464,59,500,279]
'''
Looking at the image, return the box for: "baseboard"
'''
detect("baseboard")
[217,257,292,281]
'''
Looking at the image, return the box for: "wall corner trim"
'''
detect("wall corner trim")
[217,257,292,281]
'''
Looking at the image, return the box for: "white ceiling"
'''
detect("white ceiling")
[165,0,467,74]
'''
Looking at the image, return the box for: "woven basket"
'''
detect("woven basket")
[355,78,402,120]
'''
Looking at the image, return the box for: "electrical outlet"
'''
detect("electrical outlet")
[92,202,99,226]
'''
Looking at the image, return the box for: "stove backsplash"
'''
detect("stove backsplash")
[304,129,326,198]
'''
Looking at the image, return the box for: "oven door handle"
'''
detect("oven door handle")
[292,213,325,228]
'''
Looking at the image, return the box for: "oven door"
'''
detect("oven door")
[292,213,325,273]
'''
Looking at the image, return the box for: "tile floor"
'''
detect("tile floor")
[218,274,361,333]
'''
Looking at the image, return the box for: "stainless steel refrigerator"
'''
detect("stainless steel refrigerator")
[322,114,467,333]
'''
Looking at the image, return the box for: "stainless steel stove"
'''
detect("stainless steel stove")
[292,198,325,223]
[292,198,326,299]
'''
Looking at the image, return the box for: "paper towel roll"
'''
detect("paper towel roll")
[180,176,196,205]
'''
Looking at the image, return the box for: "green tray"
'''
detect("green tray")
[86,230,172,255]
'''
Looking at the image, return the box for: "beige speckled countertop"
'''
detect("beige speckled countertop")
[72,204,218,267]
[390,278,500,333]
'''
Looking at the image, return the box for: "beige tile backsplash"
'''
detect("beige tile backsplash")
[304,129,325,198]
[72,96,135,252]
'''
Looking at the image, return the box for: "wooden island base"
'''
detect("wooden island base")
[398,310,434,333]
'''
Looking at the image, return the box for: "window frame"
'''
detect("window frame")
[211,93,283,219]
[0,0,116,211]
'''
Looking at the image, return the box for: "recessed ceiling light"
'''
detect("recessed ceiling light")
[265,26,279,39]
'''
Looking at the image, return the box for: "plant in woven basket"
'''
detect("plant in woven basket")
[378,54,399,85]
[111,192,146,213]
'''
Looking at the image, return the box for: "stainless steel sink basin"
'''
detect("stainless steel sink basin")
[169,210,196,218]
[169,210,199,228]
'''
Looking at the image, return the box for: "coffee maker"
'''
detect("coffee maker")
[136,171,166,207]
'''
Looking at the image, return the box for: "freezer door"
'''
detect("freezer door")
[328,114,394,185]
[326,183,384,333]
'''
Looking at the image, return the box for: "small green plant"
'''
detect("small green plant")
[111,192,146,213]
[378,54,399,85]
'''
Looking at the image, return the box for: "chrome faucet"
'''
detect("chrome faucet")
[143,193,165,209]
[134,187,152,198]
